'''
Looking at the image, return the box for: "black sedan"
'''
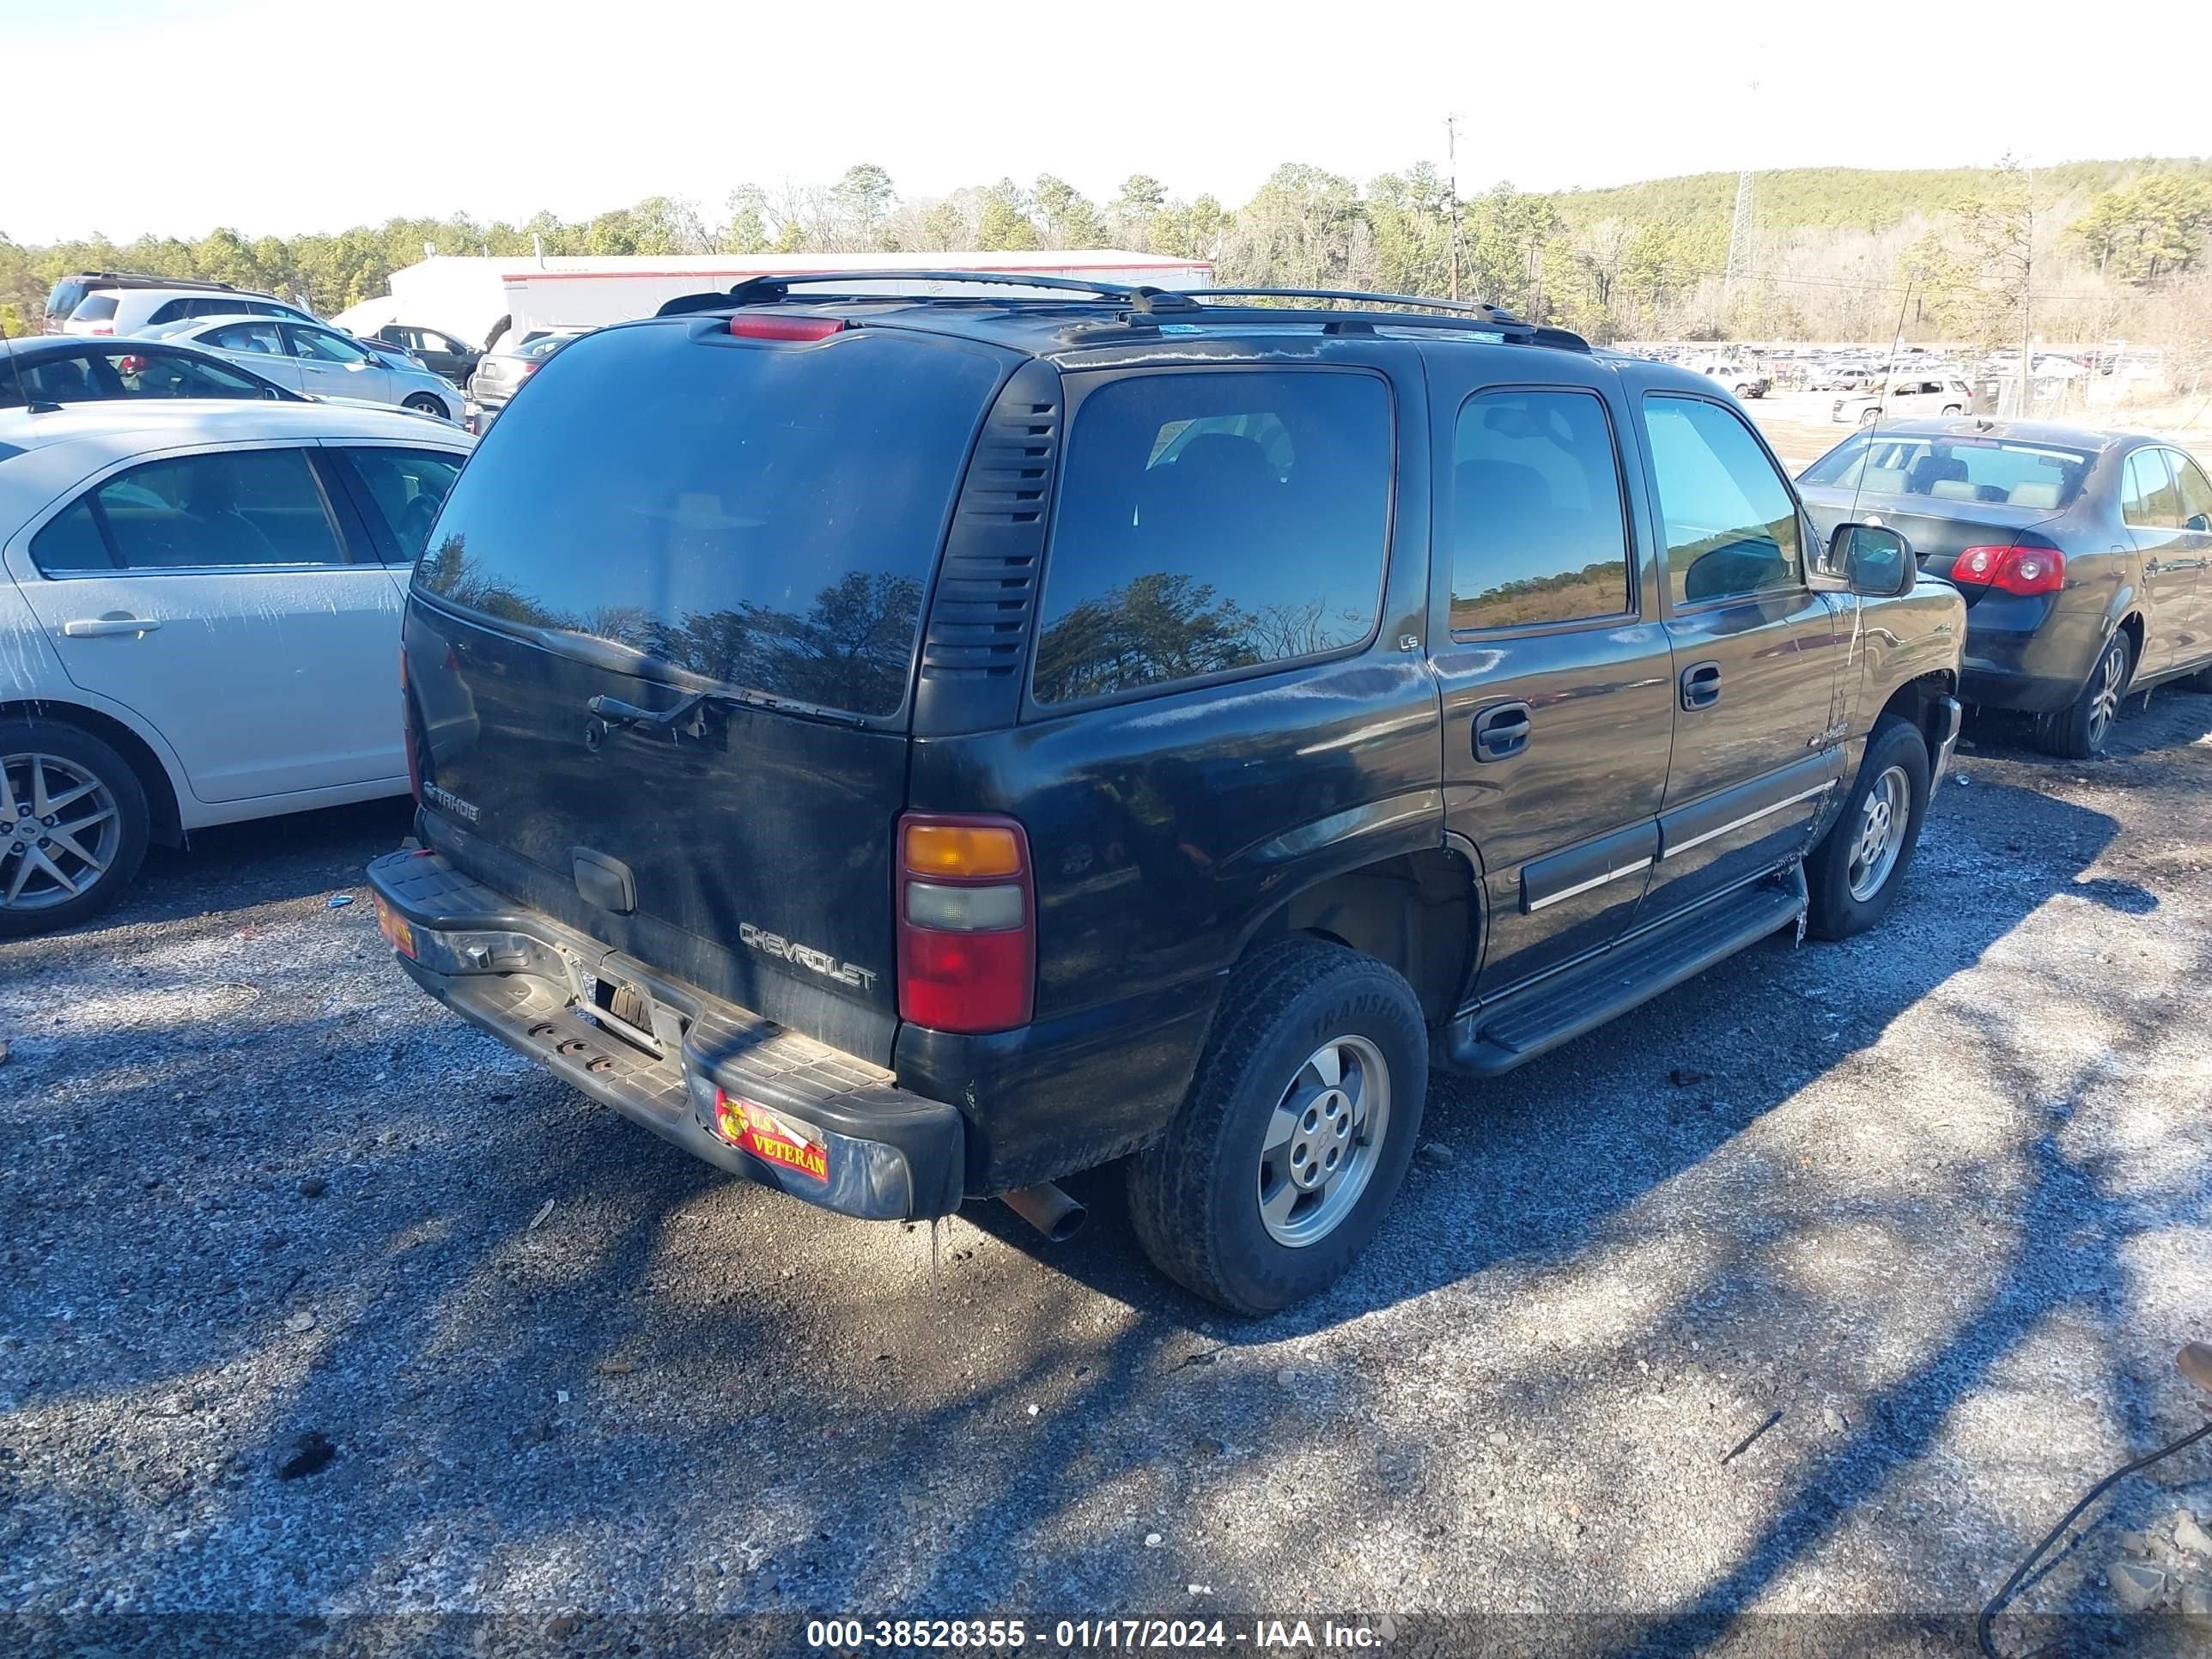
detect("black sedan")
[1800,417,2212,757]
[1,335,302,409]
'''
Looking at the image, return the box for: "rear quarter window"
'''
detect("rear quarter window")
[415,322,1006,718]
[70,295,119,324]
[1033,368,1393,705]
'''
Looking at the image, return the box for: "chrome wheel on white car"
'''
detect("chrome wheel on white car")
[3,753,122,913]
[0,721,150,937]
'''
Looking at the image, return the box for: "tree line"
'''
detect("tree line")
[5,155,2209,356]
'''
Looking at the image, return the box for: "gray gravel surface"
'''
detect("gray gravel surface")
[3,697,2211,1656]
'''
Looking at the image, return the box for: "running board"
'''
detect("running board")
[1442,869,1808,1078]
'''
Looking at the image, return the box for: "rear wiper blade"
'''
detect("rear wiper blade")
[585,688,864,732]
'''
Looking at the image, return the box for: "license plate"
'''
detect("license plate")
[372,896,416,959]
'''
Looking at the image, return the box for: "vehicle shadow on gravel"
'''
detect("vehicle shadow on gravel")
[17,797,414,946]
[869,773,2198,1619]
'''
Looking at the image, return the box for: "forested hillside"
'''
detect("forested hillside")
[5,155,2209,356]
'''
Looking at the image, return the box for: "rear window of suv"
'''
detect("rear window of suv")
[414,322,1006,719]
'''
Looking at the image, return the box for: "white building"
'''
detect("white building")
[333,250,1213,351]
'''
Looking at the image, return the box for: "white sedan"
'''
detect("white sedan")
[0,400,471,933]
[141,314,465,423]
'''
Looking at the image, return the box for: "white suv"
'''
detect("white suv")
[0,401,471,933]
[64,283,318,339]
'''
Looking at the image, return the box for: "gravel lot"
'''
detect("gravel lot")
[3,694,2211,1656]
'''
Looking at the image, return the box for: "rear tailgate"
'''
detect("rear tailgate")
[402,315,1012,1063]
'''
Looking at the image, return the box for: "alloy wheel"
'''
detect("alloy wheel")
[1256,1035,1392,1249]
[1846,763,1911,902]
[2087,641,2127,749]
[1,753,122,913]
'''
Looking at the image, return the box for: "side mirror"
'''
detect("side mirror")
[2187,513,2211,534]
[1817,523,1915,598]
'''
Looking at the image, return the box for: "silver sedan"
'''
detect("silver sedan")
[138,315,464,422]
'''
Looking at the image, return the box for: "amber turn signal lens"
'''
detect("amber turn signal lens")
[903,823,1022,878]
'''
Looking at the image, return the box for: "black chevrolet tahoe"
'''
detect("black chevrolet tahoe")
[368,274,1966,1313]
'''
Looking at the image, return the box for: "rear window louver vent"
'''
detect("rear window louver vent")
[921,388,1059,684]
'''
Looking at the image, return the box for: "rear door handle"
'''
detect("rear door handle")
[1472,701,1532,763]
[62,615,161,638]
[1680,659,1723,711]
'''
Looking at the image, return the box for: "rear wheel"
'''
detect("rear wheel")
[2039,631,2132,758]
[402,392,449,420]
[0,720,149,937]
[1127,939,1426,1315]
[1858,405,1881,427]
[1807,717,1930,940]
[1942,404,1965,415]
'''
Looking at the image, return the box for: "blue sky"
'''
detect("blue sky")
[11,0,2211,242]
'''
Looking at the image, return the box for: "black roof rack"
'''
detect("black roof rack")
[655,269,1189,319]
[1178,287,1513,319]
[649,269,1589,351]
[62,270,243,292]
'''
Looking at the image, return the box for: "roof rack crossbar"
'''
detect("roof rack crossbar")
[656,269,1200,319]
[1180,286,1516,320]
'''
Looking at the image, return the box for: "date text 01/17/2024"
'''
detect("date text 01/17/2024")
[805,1618,1390,1650]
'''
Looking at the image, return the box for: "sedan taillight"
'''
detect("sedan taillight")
[1952,545,2065,597]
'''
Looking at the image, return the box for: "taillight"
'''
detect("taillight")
[1952,544,2065,597]
[89,324,113,337]
[398,647,422,804]
[896,812,1034,1034]
[117,355,145,374]
[730,314,847,342]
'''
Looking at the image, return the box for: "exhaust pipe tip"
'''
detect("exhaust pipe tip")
[1001,1182,1086,1243]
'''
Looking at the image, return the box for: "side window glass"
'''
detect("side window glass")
[106,350,267,399]
[289,327,370,365]
[90,450,347,569]
[29,498,115,574]
[345,447,465,562]
[1450,388,1632,630]
[2169,453,2212,532]
[1641,395,1803,607]
[210,321,284,356]
[2122,450,2179,530]
[1035,370,1393,705]
[145,299,185,325]
[17,354,113,404]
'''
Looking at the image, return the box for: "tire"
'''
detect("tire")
[402,392,449,420]
[1942,404,1964,415]
[1806,716,1930,941]
[1126,939,1428,1316]
[1858,405,1882,427]
[2038,630,2132,759]
[0,719,150,937]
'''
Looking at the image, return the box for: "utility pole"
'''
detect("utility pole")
[1723,80,1759,302]
[2017,160,2035,418]
[1445,113,1462,301]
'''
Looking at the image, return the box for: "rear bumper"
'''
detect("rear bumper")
[1957,599,2099,716]
[365,849,965,1221]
